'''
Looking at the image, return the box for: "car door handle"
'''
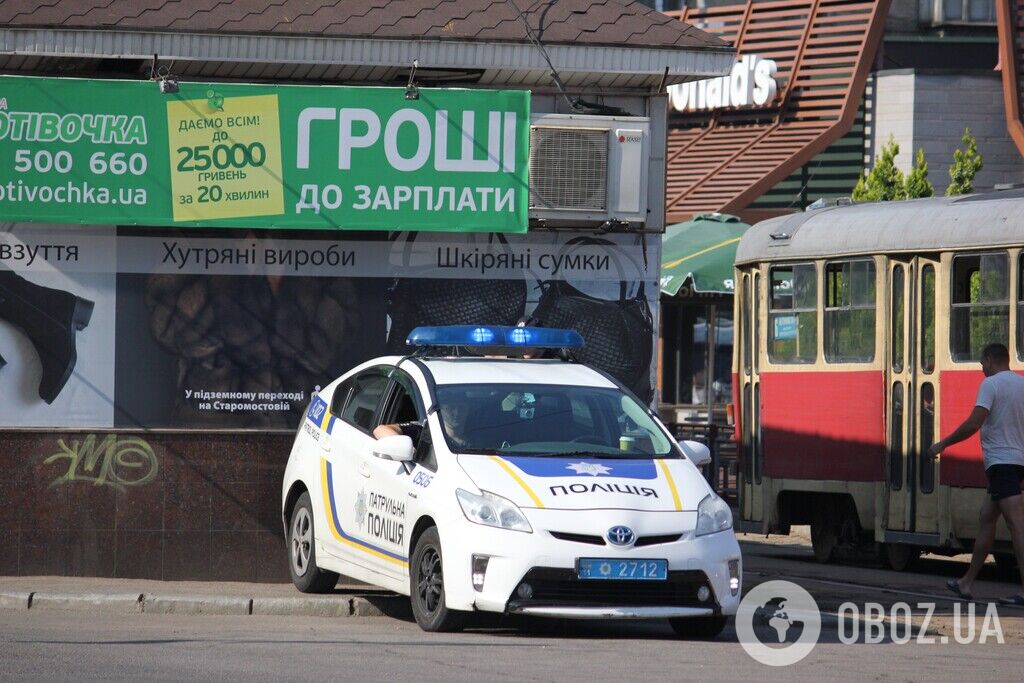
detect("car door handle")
[408,492,418,499]
[359,460,371,477]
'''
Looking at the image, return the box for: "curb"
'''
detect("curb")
[31,592,143,613]
[0,589,411,620]
[143,595,251,616]
[0,591,32,610]
[251,597,351,618]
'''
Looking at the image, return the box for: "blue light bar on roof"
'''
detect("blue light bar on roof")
[406,325,585,349]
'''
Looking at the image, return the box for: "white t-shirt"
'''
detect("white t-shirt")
[975,370,1024,469]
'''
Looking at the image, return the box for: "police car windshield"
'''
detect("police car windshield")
[435,383,674,458]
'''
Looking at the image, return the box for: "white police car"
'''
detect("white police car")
[281,325,741,636]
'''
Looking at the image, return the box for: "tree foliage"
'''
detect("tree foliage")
[904,148,934,198]
[852,137,906,201]
[946,128,983,196]
[852,138,936,202]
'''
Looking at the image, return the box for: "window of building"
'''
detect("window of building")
[825,259,876,362]
[892,265,905,373]
[921,0,995,25]
[660,301,733,407]
[769,264,817,363]
[951,252,1009,362]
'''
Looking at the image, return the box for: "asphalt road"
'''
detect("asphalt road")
[2,532,1023,682]
[1,609,1019,682]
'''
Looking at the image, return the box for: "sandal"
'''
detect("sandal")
[998,594,1024,606]
[946,578,974,600]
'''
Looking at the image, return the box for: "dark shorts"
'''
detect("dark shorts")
[985,464,1024,501]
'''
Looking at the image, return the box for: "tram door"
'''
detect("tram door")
[886,256,940,537]
[739,270,763,522]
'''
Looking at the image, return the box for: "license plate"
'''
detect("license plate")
[577,558,668,581]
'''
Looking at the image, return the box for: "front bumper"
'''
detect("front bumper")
[441,508,742,618]
[508,605,715,619]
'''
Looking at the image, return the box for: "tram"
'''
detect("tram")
[732,190,1024,569]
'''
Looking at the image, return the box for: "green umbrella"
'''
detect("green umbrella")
[660,213,750,296]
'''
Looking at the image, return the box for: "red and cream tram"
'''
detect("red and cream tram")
[732,191,1024,570]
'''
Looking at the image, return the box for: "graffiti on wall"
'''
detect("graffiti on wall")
[44,434,158,491]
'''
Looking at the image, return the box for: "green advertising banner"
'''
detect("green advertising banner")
[0,76,530,232]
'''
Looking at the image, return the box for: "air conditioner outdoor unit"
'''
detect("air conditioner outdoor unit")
[528,114,650,227]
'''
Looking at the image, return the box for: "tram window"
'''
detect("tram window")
[950,252,1009,362]
[743,275,752,374]
[753,273,761,374]
[889,382,903,491]
[824,259,876,363]
[753,383,762,484]
[922,265,936,373]
[920,382,935,494]
[892,266,905,373]
[742,383,753,481]
[768,264,817,363]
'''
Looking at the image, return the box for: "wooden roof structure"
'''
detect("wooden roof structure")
[997,0,1024,157]
[664,0,890,222]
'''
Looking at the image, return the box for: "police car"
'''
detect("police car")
[281,325,742,636]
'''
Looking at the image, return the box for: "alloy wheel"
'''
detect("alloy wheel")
[417,546,443,614]
[291,507,312,576]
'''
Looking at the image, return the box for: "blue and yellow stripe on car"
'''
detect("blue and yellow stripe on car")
[319,458,408,567]
[492,456,546,508]
[306,395,336,434]
[656,460,683,511]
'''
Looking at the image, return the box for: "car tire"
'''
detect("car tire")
[669,615,728,639]
[288,491,339,593]
[410,526,465,632]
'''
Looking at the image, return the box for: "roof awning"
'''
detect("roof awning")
[660,213,749,296]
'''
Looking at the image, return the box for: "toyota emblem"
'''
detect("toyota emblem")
[607,526,635,546]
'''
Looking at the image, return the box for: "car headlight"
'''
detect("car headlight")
[456,489,532,533]
[695,493,732,537]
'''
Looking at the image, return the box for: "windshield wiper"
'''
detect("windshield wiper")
[496,449,645,459]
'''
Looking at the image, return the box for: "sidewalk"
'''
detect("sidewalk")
[0,576,411,619]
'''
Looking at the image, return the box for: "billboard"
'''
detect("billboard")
[0,76,530,233]
[0,225,659,430]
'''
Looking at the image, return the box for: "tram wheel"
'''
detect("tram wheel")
[994,553,1019,577]
[811,513,838,564]
[882,543,919,572]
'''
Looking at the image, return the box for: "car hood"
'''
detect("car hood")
[456,454,708,512]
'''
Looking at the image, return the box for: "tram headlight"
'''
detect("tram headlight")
[695,494,733,537]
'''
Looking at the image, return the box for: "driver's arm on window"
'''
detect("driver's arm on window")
[373,424,403,439]
[373,421,423,440]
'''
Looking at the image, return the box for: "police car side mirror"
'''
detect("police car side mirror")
[373,435,416,462]
[678,439,712,468]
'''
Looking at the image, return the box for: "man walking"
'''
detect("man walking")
[930,343,1024,605]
